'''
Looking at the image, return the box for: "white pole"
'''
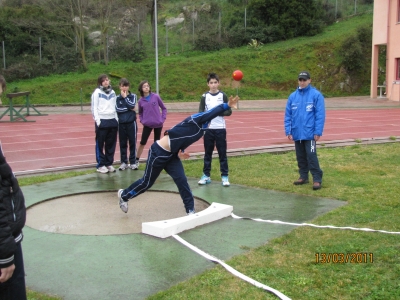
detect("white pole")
[154,0,159,94]
[245,7,247,31]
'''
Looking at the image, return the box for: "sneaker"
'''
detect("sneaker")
[221,176,230,186]
[187,209,196,215]
[130,163,139,170]
[119,162,128,170]
[107,165,116,172]
[293,178,309,185]
[97,166,109,174]
[118,189,128,213]
[198,174,211,185]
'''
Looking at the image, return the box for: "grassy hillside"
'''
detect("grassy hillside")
[4,12,372,105]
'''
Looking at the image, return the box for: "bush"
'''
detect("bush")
[109,39,147,62]
[194,34,222,52]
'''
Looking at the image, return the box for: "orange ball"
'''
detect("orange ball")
[232,70,243,81]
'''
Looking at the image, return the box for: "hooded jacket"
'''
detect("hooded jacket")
[284,84,325,141]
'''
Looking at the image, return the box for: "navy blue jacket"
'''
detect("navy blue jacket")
[116,92,137,124]
[0,147,26,269]
[166,103,230,153]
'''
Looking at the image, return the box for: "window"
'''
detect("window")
[398,0,400,22]
[397,58,400,80]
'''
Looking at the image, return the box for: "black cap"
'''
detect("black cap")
[298,71,310,80]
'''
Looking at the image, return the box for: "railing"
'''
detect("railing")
[0,91,47,122]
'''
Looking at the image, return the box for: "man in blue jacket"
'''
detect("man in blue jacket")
[284,71,325,190]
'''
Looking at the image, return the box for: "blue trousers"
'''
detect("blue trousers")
[0,242,27,300]
[202,129,228,177]
[119,122,137,164]
[294,140,323,183]
[120,142,194,213]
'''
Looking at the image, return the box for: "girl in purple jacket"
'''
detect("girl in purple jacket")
[136,80,167,166]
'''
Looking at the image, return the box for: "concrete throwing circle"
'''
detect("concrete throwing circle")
[26,191,210,235]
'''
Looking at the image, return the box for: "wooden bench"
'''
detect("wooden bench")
[0,91,47,122]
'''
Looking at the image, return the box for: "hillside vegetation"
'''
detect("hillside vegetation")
[4,12,373,105]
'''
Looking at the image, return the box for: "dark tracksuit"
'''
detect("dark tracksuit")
[0,146,27,300]
[199,91,231,177]
[284,84,325,183]
[116,92,138,165]
[120,103,232,213]
[91,87,118,169]
[95,119,118,168]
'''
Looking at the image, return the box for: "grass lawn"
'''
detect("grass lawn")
[24,142,400,299]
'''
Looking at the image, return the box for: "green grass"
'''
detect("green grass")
[25,142,400,299]
[5,13,372,106]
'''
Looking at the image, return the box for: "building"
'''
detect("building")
[371,0,400,101]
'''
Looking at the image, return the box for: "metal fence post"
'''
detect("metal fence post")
[2,41,5,69]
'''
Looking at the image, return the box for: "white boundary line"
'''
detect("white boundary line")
[172,234,291,300]
[231,213,400,234]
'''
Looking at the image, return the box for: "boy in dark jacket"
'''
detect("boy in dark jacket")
[116,78,139,170]
[0,75,27,300]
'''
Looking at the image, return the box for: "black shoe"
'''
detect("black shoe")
[313,182,322,190]
[293,178,309,185]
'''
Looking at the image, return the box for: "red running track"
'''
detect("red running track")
[1,109,399,174]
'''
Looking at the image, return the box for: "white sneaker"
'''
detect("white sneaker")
[107,165,116,172]
[222,176,230,186]
[118,189,128,213]
[97,166,109,174]
[198,174,211,185]
[187,209,196,215]
[119,162,128,170]
[130,163,139,170]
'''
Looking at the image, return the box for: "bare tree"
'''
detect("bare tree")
[41,0,89,71]
[91,0,115,65]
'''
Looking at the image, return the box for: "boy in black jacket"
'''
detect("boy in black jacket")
[116,78,139,170]
[0,75,27,300]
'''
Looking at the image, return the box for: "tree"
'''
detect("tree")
[248,0,325,40]
[41,0,89,71]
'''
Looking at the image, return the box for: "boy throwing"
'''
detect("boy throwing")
[118,95,239,215]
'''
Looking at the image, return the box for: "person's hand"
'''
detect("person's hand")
[96,119,101,127]
[314,135,320,141]
[0,264,15,283]
[228,95,239,109]
[178,151,190,160]
[287,135,293,141]
[121,90,128,98]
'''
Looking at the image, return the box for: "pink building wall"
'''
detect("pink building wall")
[371,0,400,101]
